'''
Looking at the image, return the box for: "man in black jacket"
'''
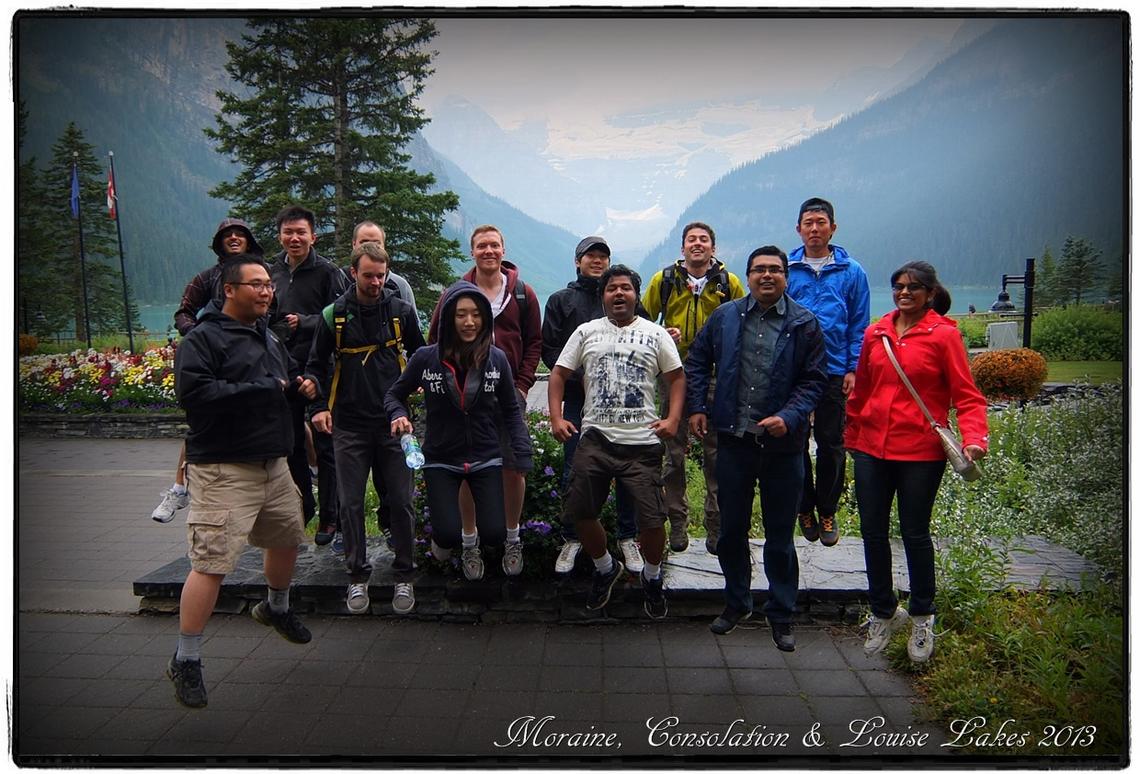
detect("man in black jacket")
[267,204,349,539]
[541,236,645,576]
[168,254,312,709]
[302,242,426,615]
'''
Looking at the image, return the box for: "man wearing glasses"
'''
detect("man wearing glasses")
[786,198,871,548]
[169,253,312,708]
[686,246,827,652]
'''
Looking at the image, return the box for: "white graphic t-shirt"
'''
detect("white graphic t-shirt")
[556,316,683,446]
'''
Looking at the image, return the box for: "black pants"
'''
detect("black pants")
[799,375,848,516]
[424,466,505,549]
[333,423,415,583]
[852,451,945,619]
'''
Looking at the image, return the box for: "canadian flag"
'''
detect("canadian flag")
[106,166,117,220]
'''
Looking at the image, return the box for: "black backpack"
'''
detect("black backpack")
[658,262,731,320]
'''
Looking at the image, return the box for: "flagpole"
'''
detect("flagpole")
[108,151,135,352]
[73,152,93,349]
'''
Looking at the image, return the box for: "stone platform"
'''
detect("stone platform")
[134,534,1099,622]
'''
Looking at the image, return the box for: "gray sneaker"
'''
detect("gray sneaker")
[863,608,910,656]
[908,614,936,663]
[151,487,189,523]
[461,544,484,581]
[346,582,370,614]
[392,582,415,615]
[619,538,644,574]
[502,541,524,576]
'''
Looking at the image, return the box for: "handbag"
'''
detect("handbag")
[880,335,982,482]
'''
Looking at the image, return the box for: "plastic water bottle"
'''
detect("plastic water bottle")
[400,433,425,470]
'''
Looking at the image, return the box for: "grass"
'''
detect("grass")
[1045,360,1122,384]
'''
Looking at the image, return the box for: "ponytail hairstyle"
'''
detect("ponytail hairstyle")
[891,261,952,315]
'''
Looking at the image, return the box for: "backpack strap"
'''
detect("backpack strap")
[659,264,677,322]
[323,297,379,413]
[514,279,529,338]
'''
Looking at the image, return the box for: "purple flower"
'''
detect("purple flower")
[543,465,555,477]
[550,489,559,498]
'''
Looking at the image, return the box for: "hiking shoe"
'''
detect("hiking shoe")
[314,522,337,546]
[709,608,752,635]
[151,487,189,523]
[331,531,345,557]
[430,539,452,563]
[642,572,667,619]
[819,513,839,546]
[797,511,819,542]
[392,582,415,614]
[908,614,936,663]
[863,608,910,656]
[251,601,312,644]
[502,541,524,576]
[346,582,370,614]
[705,535,719,556]
[770,621,796,652]
[669,531,689,553]
[585,558,624,610]
[166,655,207,708]
[461,544,484,581]
[554,540,582,574]
[619,538,644,574]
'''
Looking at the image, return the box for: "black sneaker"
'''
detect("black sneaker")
[314,522,337,546]
[166,655,207,708]
[798,511,820,542]
[642,572,667,619]
[770,621,796,652]
[252,601,312,644]
[585,558,625,610]
[709,607,752,635]
[818,513,839,547]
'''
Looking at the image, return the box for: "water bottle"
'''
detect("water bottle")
[400,433,425,470]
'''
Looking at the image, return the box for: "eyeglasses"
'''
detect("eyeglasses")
[234,282,276,292]
[749,266,786,276]
[892,282,927,293]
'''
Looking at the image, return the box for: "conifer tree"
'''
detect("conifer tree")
[1034,244,1062,307]
[1056,236,1102,305]
[206,17,460,311]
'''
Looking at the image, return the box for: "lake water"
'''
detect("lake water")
[136,285,1016,335]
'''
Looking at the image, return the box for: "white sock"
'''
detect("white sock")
[593,552,613,575]
[506,527,520,544]
[175,632,202,662]
[309,465,319,478]
[171,483,188,495]
[642,561,661,580]
[268,586,289,613]
[462,530,478,549]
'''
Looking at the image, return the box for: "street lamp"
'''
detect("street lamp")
[994,258,1036,348]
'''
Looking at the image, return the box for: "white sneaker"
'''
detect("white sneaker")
[151,487,189,523]
[618,538,644,574]
[502,541,524,576]
[555,540,582,574]
[863,608,910,656]
[908,614,936,663]
[346,582,370,614]
[430,539,452,562]
[392,583,415,615]
[461,544,484,581]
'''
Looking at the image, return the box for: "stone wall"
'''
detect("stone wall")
[19,412,187,439]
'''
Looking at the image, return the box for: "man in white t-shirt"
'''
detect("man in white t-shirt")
[548,265,685,619]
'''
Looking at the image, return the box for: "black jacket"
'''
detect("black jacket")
[267,248,350,365]
[540,272,649,400]
[385,282,533,471]
[175,308,300,463]
[304,286,426,427]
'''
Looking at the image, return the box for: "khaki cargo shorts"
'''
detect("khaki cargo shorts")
[185,457,306,575]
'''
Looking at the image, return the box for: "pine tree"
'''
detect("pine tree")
[1105,257,1124,304]
[206,17,461,311]
[1035,244,1061,307]
[1056,236,1103,305]
[38,122,136,339]
[17,101,63,336]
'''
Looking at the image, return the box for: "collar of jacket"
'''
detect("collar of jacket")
[871,307,950,337]
[572,272,601,294]
[788,244,852,267]
[462,259,522,294]
[276,248,318,271]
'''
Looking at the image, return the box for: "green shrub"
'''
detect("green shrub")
[1031,306,1123,361]
[955,316,990,348]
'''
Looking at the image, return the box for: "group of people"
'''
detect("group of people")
[160,197,989,712]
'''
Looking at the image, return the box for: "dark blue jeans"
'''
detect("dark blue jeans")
[852,451,945,618]
[716,433,803,623]
[559,392,637,540]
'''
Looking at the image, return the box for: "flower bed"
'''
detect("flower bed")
[19,347,178,413]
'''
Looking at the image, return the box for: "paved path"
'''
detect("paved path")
[16,437,957,762]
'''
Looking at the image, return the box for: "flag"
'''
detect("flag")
[106,166,117,220]
[69,163,80,219]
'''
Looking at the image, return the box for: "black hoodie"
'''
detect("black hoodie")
[175,307,299,463]
[173,218,264,335]
[385,281,533,471]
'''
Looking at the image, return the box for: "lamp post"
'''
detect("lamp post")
[996,257,1036,348]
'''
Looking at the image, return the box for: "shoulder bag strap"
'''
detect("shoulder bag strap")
[880,334,940,430]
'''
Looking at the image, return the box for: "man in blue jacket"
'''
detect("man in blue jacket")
[686,246,827,651]
[786,198,870,547]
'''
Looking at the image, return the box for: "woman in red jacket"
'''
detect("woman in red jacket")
[845,261,988,663]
